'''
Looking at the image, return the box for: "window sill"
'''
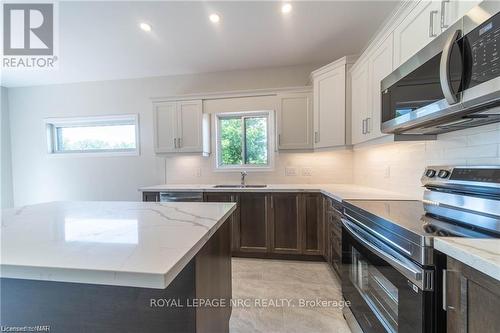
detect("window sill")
[47,150,140,158]
[213,165,274,173]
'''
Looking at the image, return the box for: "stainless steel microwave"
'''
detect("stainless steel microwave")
[381,1,500,135]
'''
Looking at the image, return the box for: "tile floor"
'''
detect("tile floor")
[229,258,352,333]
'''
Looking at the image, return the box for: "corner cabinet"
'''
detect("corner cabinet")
[153,100,206,154]
[276,92,313,150]
[351,30,393,145]
[311,56,355,149]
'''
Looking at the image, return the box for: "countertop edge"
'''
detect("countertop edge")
[435,238,500,282]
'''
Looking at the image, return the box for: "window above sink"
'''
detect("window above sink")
[215,111,274,171]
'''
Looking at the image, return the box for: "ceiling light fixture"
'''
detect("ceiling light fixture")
[139,23,152,32]
[281,3,292,14]
[209,13,221,23]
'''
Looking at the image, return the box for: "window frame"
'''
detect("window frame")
[214,110,274,171]
[45,114,140,157]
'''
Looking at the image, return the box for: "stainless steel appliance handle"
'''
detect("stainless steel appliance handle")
[440,29,462,105]
[341,217,425,289]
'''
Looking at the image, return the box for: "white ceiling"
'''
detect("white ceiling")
[1,1,399,87]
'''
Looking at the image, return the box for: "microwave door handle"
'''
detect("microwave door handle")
[341,217,426,289]
[440,29,462,105]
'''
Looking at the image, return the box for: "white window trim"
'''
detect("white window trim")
[214,110,275,172]
[44,114,140,157]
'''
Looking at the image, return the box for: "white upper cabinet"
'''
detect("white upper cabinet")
[393,0,482,68]
[350,60,370,145]
[393,0,442,67]
[367,35,394,140]
[312,57,354,149]
[154,102,178,153]
[153,100,204,154]
[177,100,203,152]
[277,92,313,150]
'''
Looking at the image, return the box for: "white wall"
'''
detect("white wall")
[352,123,500,197]
[1,87,14,208]
[7,64,325,206]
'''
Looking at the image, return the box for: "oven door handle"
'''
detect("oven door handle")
[342,218,432,290]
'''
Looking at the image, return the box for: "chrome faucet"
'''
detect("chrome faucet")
[240,171,247,187]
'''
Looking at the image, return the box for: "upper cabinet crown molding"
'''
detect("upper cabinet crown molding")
[150,86,312,103]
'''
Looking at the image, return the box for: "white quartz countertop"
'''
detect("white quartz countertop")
[138,184,417,202]
[435,238,500,282]
[1,201,236,289]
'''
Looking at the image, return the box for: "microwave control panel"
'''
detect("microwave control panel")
[467,11,500,86]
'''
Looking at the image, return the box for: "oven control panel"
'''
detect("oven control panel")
[422,166,500,187]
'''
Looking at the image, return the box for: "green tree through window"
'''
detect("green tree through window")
[218,113,269,167]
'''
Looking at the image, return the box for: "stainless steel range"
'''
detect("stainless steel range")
[341,166,500,333]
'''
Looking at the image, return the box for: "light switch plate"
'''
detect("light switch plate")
[301,167,313,177]
[285,167,298,176]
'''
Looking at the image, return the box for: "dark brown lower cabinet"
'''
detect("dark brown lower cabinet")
[269,193,301,254]
[238,193,269,253]
[302,194,323,255]
[142,191,160,202]
[147,191,327,260]
[203,192,240,252]
[446,257,500,333]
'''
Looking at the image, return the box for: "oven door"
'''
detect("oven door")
[341,218,434,333]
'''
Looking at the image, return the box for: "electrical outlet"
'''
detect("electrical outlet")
[384,166,391,179]
[285,167,298,177]
[301,167,313,177]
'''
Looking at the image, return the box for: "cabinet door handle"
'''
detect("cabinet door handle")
[362,119,366,134]
[178,138,182,148]
[314,131,319,143]
[366,117,371,134]
[442,269,447,311]
[270,195,274,209]
[429,10,438,37]
[440,0,450,30]
[174,138,177,148]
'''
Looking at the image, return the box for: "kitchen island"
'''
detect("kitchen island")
[1,201,236,333]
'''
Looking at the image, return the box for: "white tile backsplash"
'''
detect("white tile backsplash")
[353,123,500,197]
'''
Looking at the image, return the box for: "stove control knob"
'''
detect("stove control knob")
[438,170,450,178]
[425,169,436,178]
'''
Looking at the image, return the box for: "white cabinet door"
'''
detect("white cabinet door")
[445,0,481,27]
[177,100,203,153]
[313,65,346,148]
[350,61,370,145]
[277,92,313,150]
[393,0,442,67]
[367,35,394,140]
[154,102,178,153]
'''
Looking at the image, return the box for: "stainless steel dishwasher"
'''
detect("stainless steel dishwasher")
[159,192,204,202]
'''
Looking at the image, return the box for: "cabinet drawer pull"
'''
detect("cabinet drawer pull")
[440,0,450,29]
[429,10,438,37]
[174,138,177,148]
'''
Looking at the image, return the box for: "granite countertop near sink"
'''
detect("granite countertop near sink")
[435,238,500,281]
[138,184,417,202]
[1,201,236,289]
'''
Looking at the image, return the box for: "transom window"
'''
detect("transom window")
[45,115,139,155]
[216,111,271,169]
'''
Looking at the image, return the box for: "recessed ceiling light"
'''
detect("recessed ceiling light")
[139,22,152,32]
[281,3,292,14]
[209,13,221,23]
